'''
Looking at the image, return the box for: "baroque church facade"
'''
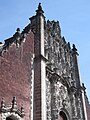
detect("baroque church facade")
[0,3,90,120]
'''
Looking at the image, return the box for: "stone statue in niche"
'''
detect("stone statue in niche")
[59,85,70,109]
[60,86,67,100]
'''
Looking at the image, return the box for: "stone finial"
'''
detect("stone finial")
[13,28,21,39]
[38,3,42,11]
[1,98,5,111]
[13,28,22,47]
[36,3,44,15]
[16,28,21,37]
[72,44,79,55]
[62,36,66,44]
[21,106,25,117]
[16,28,20,32]
[11,96,17,111]
[72,44,77,52]
[82,83,86,94]
[68,42,71,49]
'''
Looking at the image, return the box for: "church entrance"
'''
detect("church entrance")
[60,111,67,120]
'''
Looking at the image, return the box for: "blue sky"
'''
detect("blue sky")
[0,0,90,101]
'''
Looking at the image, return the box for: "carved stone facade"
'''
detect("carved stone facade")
[44,20,85,120]
[0,3,90,120]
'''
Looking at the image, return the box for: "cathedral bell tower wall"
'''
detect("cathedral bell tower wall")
[30,3,46,120]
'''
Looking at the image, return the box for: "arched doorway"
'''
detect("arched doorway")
[60,111,67,120]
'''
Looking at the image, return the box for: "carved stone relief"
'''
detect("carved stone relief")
[46,70,71,120]
[45,20,84,120]
[44,21,75,86]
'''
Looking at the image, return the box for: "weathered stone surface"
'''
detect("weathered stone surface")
[45,20,86,120]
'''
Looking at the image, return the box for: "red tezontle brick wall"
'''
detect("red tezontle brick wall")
[85,95,90,120]
[0,31,34,120]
